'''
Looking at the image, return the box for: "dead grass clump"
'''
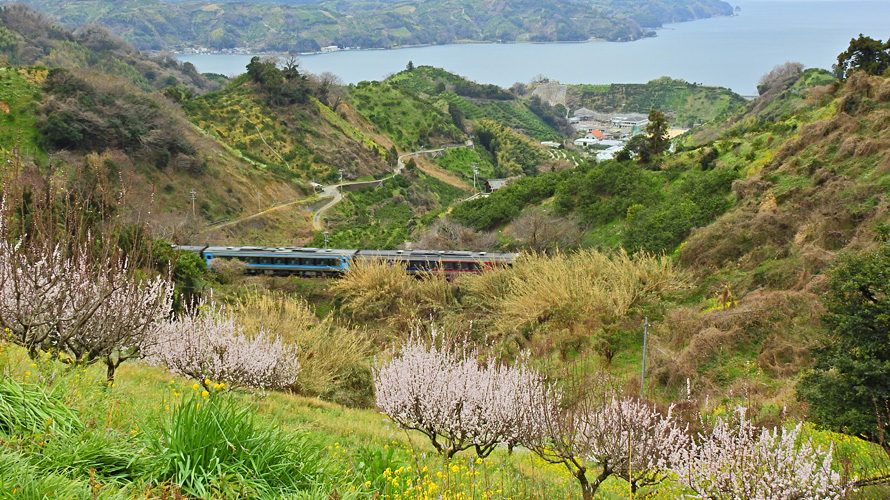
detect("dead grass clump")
[232,291,372,404]
[731,176,772,202]
[872,110,890,133]
[806,83,839,103]
[835,135,864,159]
[757,335,810,377]
[659,326,742,387]
[657,306,702,350]
[797,243,836,276]
[845,70,878,95]
[489,249,686,337]
[680,206,798,272]
[329,258,415,322]
[854,138,883,158]
[651,289,823,392]
[876,79,890,102]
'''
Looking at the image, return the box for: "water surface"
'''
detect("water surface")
[180,0,890,95]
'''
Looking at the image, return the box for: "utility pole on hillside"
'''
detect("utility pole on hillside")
[189,189,197,218]
[323,231,329,250]
[640,316,650,399]
[472,163,478,193]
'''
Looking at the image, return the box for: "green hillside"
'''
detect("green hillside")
[569,76,748,127]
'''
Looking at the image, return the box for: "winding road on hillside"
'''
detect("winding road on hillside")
[200,145,471,234]
[311,146,463,230]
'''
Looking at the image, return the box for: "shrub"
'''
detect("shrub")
[145,392,326,497]
[232,292,371,404]
[476,250,684,337]
[330,259,456,327]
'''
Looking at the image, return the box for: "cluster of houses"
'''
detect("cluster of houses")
[538,108,651,161]
[570,108,649,161]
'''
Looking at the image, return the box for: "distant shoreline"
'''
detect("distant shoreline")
[172,36,624,59]
[170,15,743,58]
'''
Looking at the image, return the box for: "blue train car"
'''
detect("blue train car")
[174,245,515,277]
[190,246,357,276]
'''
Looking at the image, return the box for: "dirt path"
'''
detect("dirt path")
[413,156,471,191]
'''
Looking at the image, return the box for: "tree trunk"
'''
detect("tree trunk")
[576,470,595,500]
[105,361,116,384]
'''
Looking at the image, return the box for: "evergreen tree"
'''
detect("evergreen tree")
[798,227,890,449]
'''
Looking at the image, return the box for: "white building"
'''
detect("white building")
[611,114,649,129]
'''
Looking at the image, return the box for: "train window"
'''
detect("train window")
[260,257,271,265]
[247,257,258,265]
[443,262,457,271]
[273,258,285,265]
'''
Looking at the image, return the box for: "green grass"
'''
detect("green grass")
[0,67,45,159]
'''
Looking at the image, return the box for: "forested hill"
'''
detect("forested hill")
[14,0,732,52]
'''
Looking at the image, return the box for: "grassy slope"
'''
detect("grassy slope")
[649,70,890,402]
[2,324,886,499]
[184,75,393,184]
[387,66,567,142]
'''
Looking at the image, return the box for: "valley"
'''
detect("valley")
[2,2,890,499]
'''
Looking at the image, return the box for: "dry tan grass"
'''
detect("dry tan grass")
[232,291,371,399]
[650,289,823,393]
[330,258,458,329]
[462,250,686,337]
[329,258,415,322]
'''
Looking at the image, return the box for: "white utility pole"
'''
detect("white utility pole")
[189,189,197,218]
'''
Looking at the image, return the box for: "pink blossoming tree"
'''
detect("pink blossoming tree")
[674,407,851,500]
[374,331,547,458]
[145,299,300,390]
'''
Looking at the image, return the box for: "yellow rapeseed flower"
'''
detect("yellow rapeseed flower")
[201,390,209,398]
[192,383,200,391]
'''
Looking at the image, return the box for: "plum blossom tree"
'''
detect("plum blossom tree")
[0,200,173,382]
[517,372,689,500]
[674,407,851,500]
[145,300,300,390]
[374,331,547,458]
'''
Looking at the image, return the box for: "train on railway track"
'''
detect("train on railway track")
[175,245,516,277]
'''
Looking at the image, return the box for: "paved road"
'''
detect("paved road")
[311,148,454,231]
[203,145,469,233]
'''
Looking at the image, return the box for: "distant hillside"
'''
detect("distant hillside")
[15,0,732,51]
[0,4,217,94]
[568,77,747,128]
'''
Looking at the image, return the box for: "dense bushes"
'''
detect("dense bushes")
[36,68,204,172]
[473,119,547,177]
[451,171,568,230]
